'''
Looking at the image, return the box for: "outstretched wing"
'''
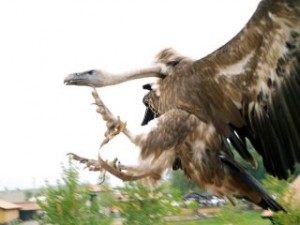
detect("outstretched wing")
[192,0,300,179]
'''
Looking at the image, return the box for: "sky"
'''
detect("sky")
[0,0,260,190]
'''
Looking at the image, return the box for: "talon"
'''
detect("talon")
[100,138,110,148]
[116,161,123,171]
[68,153,102,172]
[67,152,86,162]
[98,172,106,185]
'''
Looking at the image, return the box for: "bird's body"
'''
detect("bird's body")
[139,81,283,210]
[64,0,300,212]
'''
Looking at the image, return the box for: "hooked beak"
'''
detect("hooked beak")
[64,70,99,87]
[64,73,84,86]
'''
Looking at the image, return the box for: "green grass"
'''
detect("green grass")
[167,211,271,225]
[198,211,270,225]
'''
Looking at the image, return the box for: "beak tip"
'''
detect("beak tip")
[63,79,71,85]
[64,74,75,85]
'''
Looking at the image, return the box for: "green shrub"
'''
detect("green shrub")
[118,181,178,225]
[37,160,112,225]
[272,187,300,225]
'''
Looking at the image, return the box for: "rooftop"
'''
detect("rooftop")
[0,199,20,210]
[15,202,41,211]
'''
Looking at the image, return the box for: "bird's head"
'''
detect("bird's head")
[64,69,107,87]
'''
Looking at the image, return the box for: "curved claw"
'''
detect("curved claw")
[100,120,126,148]
[91,88,126,146]
[67,153,88,162]
[68,153,102,171]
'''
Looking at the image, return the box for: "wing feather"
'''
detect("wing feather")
[191,0,300,179]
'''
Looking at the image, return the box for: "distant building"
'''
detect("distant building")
[0,199,20,225]
[16,202,41,221]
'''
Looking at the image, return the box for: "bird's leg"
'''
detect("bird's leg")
[115,163,161,180]
[68,152,154,182]
[91,88,146,146]
[68,153,124,183]
[90,88,162,182]
[67,78,150,183]
[67,146,152,183]
[96,153,156,182]
[91,88,126,147]
[68,153,104,172]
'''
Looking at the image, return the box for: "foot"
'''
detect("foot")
[91,88,126,147]
[67,153,102,171]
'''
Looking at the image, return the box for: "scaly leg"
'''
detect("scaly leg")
[68,90,155,182]
[68,153,123,184]
[91,88,126,147]
[91,89,163,182]
[68,153,119,172]
[91,88,148,146]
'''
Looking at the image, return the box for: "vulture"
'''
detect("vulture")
[64,0,300,212]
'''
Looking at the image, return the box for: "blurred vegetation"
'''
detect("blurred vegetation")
[262,174,290,197]
[167,211,269,225]
[263,173,300,225]
[232,142,266,181]
[170,170,203,196]
[118,181,179,225]
[37,160,112,225]
[273,188,300,225]
[34,150,300,225]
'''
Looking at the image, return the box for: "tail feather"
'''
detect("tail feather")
[219,155,286,212]
[258,197,285,212]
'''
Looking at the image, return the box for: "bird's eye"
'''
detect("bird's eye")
[166,60,179,67]
[87,70,95,75]
[142,84,152,91]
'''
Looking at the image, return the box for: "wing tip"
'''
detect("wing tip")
[258,196,286,212]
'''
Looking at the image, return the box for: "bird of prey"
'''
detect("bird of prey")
[64,0,300,212]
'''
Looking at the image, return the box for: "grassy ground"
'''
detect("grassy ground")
[167,211,270,225]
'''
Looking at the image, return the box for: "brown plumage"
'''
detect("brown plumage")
[64,0,300,212]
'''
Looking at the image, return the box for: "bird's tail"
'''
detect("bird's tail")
[219,155,285,212]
